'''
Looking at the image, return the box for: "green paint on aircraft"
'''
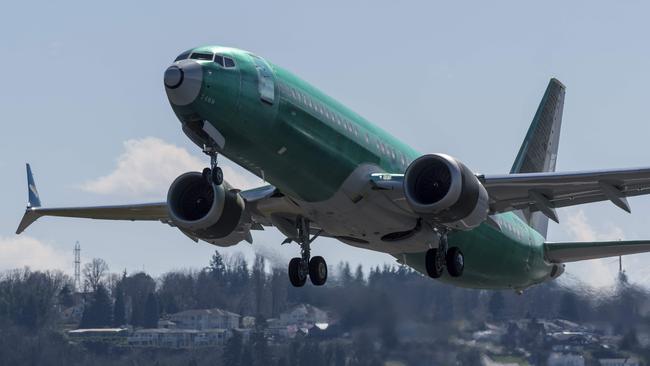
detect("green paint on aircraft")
[169,45,556,290]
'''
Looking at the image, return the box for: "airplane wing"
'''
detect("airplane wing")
[480,167,650,222]
[15,164,280,245]
[545,240,650,263]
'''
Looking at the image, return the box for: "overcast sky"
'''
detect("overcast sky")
[2,1,650,289]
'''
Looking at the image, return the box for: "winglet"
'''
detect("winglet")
[26,164,41,208]
[16,164,43,234]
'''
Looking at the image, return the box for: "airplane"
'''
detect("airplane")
[16,45,650,291]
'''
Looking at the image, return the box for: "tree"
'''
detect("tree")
[82,258,109,292]
[113,289,126,327]
[80,284,112,328]
[558,292,579,321]
[58,284,74,308]
[339,262,353,286]
[252,255,266,317]
[354,265,364,285]
[143,293,159,328]
[208,250,226,279]
[251,330,269,366]
[223,331,243,366]
[121,272,156,326]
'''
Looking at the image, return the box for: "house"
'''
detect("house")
[279,304,328,328]
[267,304,330,338]
[598,358,641,366]
[169,308,240,330]
[547,352,585,366]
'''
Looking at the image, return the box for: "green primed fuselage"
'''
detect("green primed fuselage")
[169,46,555,290]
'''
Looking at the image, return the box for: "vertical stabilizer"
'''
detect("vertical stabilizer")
[511,78,565,238]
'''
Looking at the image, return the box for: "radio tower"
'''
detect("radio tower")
[74,241,81,292]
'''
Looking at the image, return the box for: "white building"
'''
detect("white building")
[169,308,240,330]
[598,358,641,366]
[267,304,330,338]
[127,328,229,348]
[279,304,328,327]
[547,352,585,366]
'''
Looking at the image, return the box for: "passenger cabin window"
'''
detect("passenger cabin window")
[214,55,224,66]
[174,50,191,61]
[190,52,214,61]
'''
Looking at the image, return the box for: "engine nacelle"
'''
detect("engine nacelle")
[403,154,489,231]
[167,172,245,242]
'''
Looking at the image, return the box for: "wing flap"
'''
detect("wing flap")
[545,240,650,263]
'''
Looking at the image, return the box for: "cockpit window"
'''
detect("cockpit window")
[174,50,191,62]
[224,57,235,68]
[214,55,225,67]
[190,52,214,61]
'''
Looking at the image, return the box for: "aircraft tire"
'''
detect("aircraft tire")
[288,257,307,287]
[425,248,444,278]
[446,247,464,277]
[212,167,224,186]
[309,256,328,286]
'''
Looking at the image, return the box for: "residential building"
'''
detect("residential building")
[169,308,240,330]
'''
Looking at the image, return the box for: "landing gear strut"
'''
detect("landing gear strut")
[202,145,223,186]
[288,217,327,287]
[425,229,464,278]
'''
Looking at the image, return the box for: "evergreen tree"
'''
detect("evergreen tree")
[354,265,364,285]
[80,285,112,328]
[113,289,126,327]
[208,250,226,279]
[223,331,243,366]
[143,293,160,328]
[558,292,579,321]
[251,330,269,366]
[58,284,74,308]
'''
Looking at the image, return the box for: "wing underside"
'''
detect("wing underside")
[545,240,650,263]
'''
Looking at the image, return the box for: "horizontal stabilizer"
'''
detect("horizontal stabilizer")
[545,240,650,263]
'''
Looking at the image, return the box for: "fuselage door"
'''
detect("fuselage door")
[250,55,275,105]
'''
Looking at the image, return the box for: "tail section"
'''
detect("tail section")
[511,78,566,238]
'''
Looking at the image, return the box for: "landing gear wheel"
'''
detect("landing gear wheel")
[309,256,328,286]
[211,167,223,186]
[446,247,464,277]
[425,248,444,278]
[288,257,307,287]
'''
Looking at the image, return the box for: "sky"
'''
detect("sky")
[2,1,650,289]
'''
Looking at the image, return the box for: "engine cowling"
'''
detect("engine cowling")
[166,172,245,241]
[403,154,489,231]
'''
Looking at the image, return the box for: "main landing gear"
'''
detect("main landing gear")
[287,217,327,287]
[202,146,223,186]
[425,230,464,278]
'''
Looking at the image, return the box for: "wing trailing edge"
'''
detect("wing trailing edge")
[545,240,650,263]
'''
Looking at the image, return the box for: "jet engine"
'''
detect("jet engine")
[403,154,489,231]
[167,172,245,242]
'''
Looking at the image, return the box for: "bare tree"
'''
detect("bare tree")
[82,258,109,292]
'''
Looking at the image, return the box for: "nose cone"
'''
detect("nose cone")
[164,60,203,106]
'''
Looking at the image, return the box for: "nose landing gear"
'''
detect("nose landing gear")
[202,146,223,186]
[425,230,464,278]
[287,217,327,287]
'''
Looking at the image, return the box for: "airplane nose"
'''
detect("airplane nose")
[164,60,203,106]
[164,66,183,89]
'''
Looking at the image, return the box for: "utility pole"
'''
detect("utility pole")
[74,241,81,292]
